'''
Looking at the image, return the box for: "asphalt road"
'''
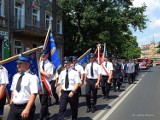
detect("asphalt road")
[102,66,160,120]
[3,66,155,120]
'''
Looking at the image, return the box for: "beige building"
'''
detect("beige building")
[141,42,160,60]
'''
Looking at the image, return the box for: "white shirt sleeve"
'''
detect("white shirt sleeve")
[0,67,9,84]
[30,75,39,94]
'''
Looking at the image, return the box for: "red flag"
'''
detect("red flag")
[40,74,52,96]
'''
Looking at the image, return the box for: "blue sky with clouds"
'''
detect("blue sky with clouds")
[132,0,160,47]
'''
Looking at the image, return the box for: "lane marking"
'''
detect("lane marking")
[100,72,147,120]
[93,72,147,120]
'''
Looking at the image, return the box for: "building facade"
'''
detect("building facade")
[141,42,160,60]
[0,0,63,60]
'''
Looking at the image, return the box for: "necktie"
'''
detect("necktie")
[91,62,94,77]
[65,69,69,89]
[16,73,24,92]
[42,61,45,70]
[105,62,108,68]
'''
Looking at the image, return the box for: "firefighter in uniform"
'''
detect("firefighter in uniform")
[7,54,38,120]
[57,57,81,120]
[0,64,9,120]
[126,59,135,84]
[101,55,113,99]
[39,49,54,120]
[84,53,101,113]
[72,56,84,95]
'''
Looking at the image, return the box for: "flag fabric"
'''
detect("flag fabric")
[46,32,61,72]
[78,48,91,66]
[2,52,43,98]
[31,0,36,8]
[40,32,61,95]
[95,44,102,64]
[101,43,107,63]
[40,74,52,96]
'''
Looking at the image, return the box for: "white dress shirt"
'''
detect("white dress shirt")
[40,59,54,82]
[58,68,81,91]
[10,69,39,104]
[85,62,102,79]
[101,61,113,76]
[0,65,9,85]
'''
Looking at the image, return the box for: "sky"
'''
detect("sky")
[132,0,160,47]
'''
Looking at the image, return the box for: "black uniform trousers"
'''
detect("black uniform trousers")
[101,75,109,97]
[39,82,49,119]
[48,80,59,104]
[57,90,78,120]
[0,94,6,119]
[85,79,97,108]
[7,103,35,120]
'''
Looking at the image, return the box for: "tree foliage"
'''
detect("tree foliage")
[57,0,148,58]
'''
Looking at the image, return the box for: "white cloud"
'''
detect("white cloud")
[150,19,160,28]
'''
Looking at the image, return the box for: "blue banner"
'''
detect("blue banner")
[3,52,43,98]
[78,49,91,66]
[46,33,61,72]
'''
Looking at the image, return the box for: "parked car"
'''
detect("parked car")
[155,60,160,66]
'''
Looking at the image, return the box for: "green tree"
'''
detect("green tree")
[57,0,148,57]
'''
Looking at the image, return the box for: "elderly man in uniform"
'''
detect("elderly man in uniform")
[57,57,81,120]
[100,55,113,99]
[39,49,54,120]
[0,64,9,120]
[7,54,39,120]
[84,53,101,113]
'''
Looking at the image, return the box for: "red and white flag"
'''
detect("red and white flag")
[40,74,52,96]
[32,0,36,8]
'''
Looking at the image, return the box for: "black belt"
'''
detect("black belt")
[13,103,27,107]
[62,90,72,93]
[102,75,108,77]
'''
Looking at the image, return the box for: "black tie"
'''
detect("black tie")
[65,69,69,89]
[91,62,94,77]
[42,61,45,70]
[105,62,108,68]
[16,73,24,92]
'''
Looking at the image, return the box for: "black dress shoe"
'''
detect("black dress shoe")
[86,107,91,113]
[91,106,96,113]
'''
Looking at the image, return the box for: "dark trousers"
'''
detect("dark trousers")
[106,83,111,98]
[57,90,78,120]
[127,73,132,83]
[113,78,122,90]
[0,95,6,117]
[48,81,59,104]
[101,76,109,96]
[85,79,97,108]
[39,82,49,119]
[7,103,35,120]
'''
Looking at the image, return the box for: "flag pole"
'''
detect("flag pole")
[43,19,52,50]
[0,46,43,65]
[78,48,92,61]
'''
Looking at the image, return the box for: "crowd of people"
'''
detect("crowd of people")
[0,49,141,120]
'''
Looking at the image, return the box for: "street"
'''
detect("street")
[3,66,160,120]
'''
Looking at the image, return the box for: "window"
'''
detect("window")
[15,2,24,29]
[0,0,4,16]
[57,19,62,34]
[45,13,52,29]
[15,40,22,54]
[32,9,40,27]
[48,0,52,2]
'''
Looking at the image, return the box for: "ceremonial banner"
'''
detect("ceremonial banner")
[78,48,91,66]
[46,33,61,72]
[1,47,43,99]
